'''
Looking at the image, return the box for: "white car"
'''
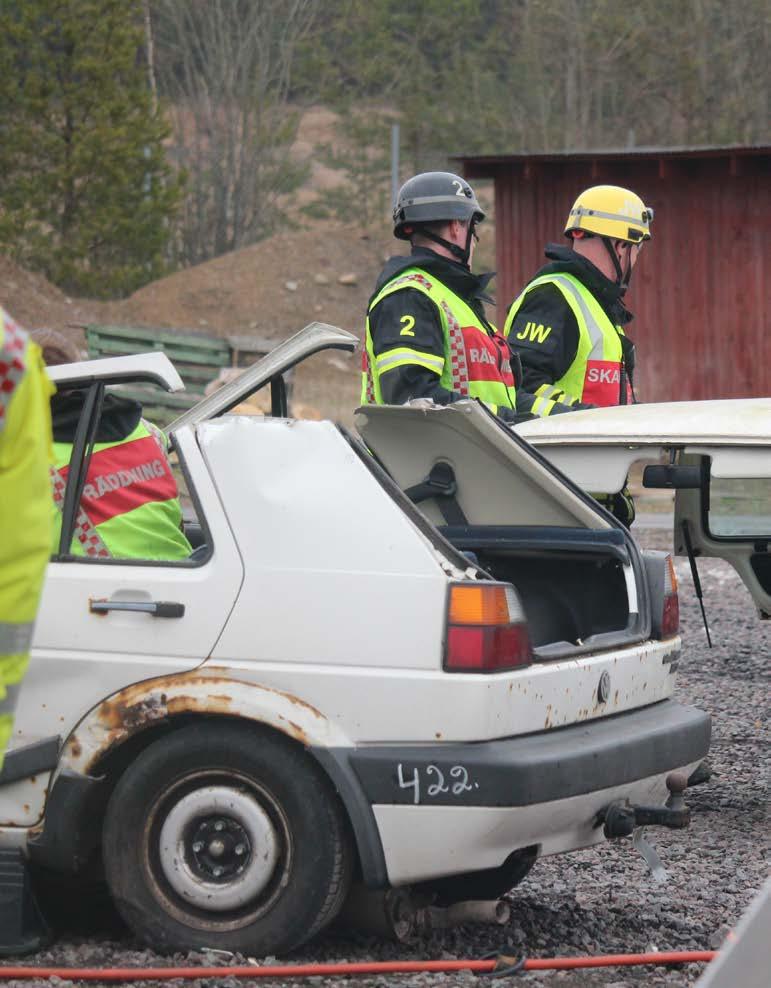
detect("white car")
[0,324,711,955]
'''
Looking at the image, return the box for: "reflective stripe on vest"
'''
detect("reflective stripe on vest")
[363,268,516,412]
[440,299,472,395]
[505,272,625,408]
[50,465,112,558]
[0,621,34,655]
[0,314,28,428]
[0,679,23,715]
[375,347,445,376]
[363,359,376,402]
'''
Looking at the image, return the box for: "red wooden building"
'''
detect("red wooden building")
[456,145,770,402]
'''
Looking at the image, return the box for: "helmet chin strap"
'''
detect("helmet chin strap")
[417,221,476,269]
[601,236,633,295]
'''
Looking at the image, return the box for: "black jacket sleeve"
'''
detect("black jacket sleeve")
[369,288,466,407]
[506,284,593,408]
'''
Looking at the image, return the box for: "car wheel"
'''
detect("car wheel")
[102,721,352,955]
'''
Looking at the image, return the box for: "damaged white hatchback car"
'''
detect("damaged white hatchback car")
[0,324,712,956]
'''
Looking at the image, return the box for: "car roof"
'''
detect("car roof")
[516,398,771,446]
[47,352,184,392]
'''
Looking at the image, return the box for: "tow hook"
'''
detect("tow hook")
[599,771,690,838]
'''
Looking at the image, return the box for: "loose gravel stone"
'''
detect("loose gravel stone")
[1,530,766,988]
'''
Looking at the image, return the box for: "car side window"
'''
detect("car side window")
[50,383,204,565]
[707,476,771,539]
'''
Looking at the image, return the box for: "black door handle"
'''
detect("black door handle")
[90,599,185,618]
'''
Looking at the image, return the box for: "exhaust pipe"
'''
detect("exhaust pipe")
[338,886,510,941]
[417,898,510,932]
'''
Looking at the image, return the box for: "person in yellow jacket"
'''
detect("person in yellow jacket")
[503,185,653,527]
[503,184,653,413]
[33,330,191,561]
[0,309,54,773]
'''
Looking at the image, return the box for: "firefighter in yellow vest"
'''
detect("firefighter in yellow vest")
[0,310,53,773]
[362,172,572,421]
[503,185,653,412]
[33,330,191,561]
[503,186,653,527]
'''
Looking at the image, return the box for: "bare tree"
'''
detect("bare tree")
[152,0,319,265]
[143,0,158,117]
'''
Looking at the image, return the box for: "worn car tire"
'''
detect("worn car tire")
[102,721,352,955]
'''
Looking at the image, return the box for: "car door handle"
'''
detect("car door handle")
[89,599,185,618]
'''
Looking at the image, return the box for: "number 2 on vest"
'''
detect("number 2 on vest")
[400,315,416,337]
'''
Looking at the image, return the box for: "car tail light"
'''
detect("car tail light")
[444,583,532,672]
[661,554,680,638]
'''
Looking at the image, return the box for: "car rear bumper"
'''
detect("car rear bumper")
[345,699,710,807]
[372,764,705,884]
[314,699,710,886]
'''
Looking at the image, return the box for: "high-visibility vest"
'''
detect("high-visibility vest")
[361,267,517,416]
[0,310,54,768]
[504,272,630,408]
[51,420,191,561]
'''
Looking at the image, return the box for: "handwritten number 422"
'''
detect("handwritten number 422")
[396,763,476,805]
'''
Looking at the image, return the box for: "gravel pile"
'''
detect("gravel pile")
[2,532,767,988]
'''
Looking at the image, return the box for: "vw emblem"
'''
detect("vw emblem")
[597,671,611,704]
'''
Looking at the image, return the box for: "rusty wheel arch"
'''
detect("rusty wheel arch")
[33,712,371,882]
[91,710,331,800]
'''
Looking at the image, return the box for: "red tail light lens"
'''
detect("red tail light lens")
[662,555,680,638]
[444,583,532,673]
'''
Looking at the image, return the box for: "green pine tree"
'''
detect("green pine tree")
[0,0,183,298]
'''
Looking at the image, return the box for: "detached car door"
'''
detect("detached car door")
[0,355,243,827]
[516,397,771,619]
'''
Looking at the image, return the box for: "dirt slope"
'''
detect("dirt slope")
[0,224,397,423]
[0,255,107,335]
[1,224,391,339]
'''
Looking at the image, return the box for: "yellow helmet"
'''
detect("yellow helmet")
[565,185,653,243]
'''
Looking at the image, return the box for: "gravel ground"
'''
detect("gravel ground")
[2,529,768,988]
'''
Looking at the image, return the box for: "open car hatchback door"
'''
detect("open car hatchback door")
[516,398,771,619]
[356,399,612,531]
[356,399,655,659]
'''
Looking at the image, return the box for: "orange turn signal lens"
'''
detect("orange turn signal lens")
[448,585,513,626]
[665,554,678,594]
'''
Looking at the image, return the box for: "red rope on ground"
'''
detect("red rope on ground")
[0,949,717,980]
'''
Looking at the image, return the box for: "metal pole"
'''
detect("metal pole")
[391,124,400,206]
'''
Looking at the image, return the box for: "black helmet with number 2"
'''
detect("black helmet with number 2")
[393,171,485,240]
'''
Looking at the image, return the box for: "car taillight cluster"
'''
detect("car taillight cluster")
[661,554,680,638]
[444,583,532,673]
